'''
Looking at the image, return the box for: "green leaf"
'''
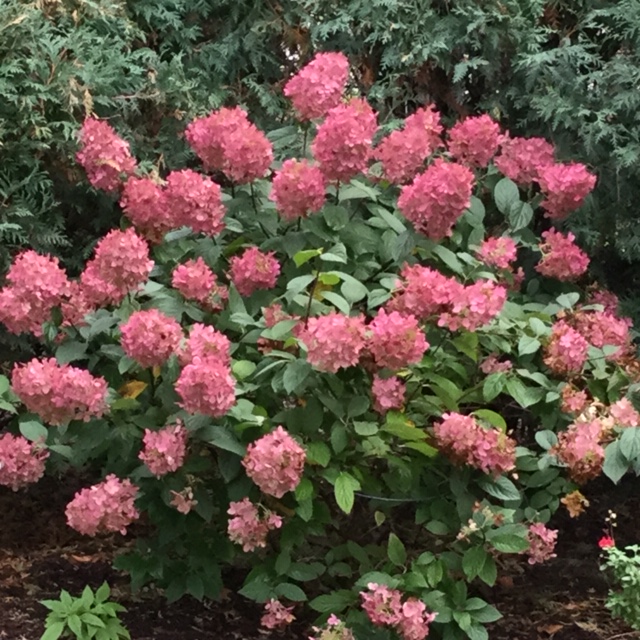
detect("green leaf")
[261,319,299,340]
[56,340,88,364]
[81,613,106,628]
[507,201,534,230]
[323,205,349,230]
[232,360,256,380]
[339,180,379,201]
[283,360,312,394]
[198,425,246,456]
[478,476,520,501]
[340,279,368,304]
[354,421,378,436]
[506,377,543,408]
[305,442,331,467]
[483,373,506,401]
[556,292,580,309]
[603,440,629,484]
[462,546,489,581]
[19,420,48,443]
[320,290,351,314]
[404,441,439,457]
[488,534,529,553]
[518,335,541,356]
[67,614,82,636]
[287,274,316,296]
[0,375,9,395]
[334,472,360,514]
[275,583,307,601]
[432,244,464,275]
[387,533,407,567]
[619,427,640,462]
[41,622,66,640]
[473,409,506,431]
[293,248,323,267]
[494,178,520,215]
[535,430,557,450]
[309,590,356,613]
[477,555,497,586]
[320,243,348,264]
[471,604,502,623]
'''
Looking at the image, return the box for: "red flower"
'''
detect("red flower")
[598,536,615,549]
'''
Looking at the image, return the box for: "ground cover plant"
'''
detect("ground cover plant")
[1,52,640,640]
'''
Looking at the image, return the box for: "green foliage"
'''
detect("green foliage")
[601,544,640,631]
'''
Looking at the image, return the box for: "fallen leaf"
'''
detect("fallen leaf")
[537,623,563,636]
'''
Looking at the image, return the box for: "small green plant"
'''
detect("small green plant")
[40,583,130,640]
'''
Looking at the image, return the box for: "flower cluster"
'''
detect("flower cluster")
[552,419,605,484]
[448,114,501,168]
[535,229,589,281]
[270,159,326,220]
[439,279,507,332]
[361,584,436,640]
[175,356,235,418]
[538,162,596,220]
[525,523,558,565]
[480,355,512,375]
[372,375,406,415]
[261,600,295,630]
[398,159,474,240]
[76,118,137,192]
[561,385,589,415]
[309,615,355,640]
[609,398,640,427]
[543,321,589,376]
[242,426,306,498]
[312,98,377,182]
[229,247,281,296]
[179,323,231,367]
[185,107,273,183]
[387,265,455,319]
[12,358,108,426]
[65,474,139,536]
[172,258,228,311]
[139,423,188,477]
[433,412,516,476]
[284,51,350,120]
[494,135,555,185]
[170,487,197,514]
[227,498,283,552]
[0,434,49,491]
[120,309,183,368]
[120,176,171,242]
[476,236,518,270]
[574,310,631,361]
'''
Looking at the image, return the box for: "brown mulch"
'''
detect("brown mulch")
[1,474,639,640]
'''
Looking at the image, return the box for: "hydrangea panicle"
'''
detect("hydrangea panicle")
[525,523,558,565]
[229,247,281,296]
[552,419,605,483]
[386,265,455,319]
[537,162,596,220]
[261,600,295,630]
[535,229,589,281]
[172,258,229,311]
[120,176,172,242]
[476,236,518,270]
[270,159,326,220]
[120,309,183,368]
[0,434,49,491]
[227,497,283,552]
[372,375,406,414]
[543,321,589,376]
[179,323,231,367]
[494,135,555,184]
[175,356,235,417]
[139,423,188,477]
[448,114,501,167]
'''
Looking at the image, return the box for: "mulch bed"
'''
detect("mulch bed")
[1,473,639,640]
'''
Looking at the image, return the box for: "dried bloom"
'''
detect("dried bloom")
[312,98,377,182]
[139,423,188,477]
[538,162,596,220]
[544,321,589,377]
[270,159,326,220]
[438,280,507,332]
[120,176,172,242]
[609,398,640,427]
[242,426,306,498]
[433,412,516,476]
[480,354,512,375]
[12,358,108,426]
[298,312,367,373]
[284,51,350,120]
[76,118,137,193]
[172,258,228,311]
[574,310,631,361]
[535,229,589,281]
[368,309,428,370]
[228,247,281,296]
[0,434,49,491]
[261,600,295,630]
[120,309,183,368]
[375,105,444,183]
[561,490,590,518]
[494,135,555,185]
[170,487,197,514]
[448,114,501,167]
[372,375,406,414]
[525,523,558,565]
[561,385,589,415]
[398,159,474,240]
[227,498,283,552]
[179,323,231,367]
[476,236,518,270]
[553,419,605,483]
[175,357,235,417]
[65,474,139,536]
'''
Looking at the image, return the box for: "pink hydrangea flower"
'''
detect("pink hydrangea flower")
[242,426,306,498]
[397,599,438,640]
[476,236,518,270]
[120,309,183,368]
[139,423,188,477]
[81,228,153,306]
[76,118,137,193]
[433,412,516,476]
[494,135,555,185]
[0,434,49,491]
[172,257,229,311]
[561,385,589,415]
[372,375,406,415]
[448,114,501,167]
[587,287,620,315]
[535,229,589,281]
[165,169,226,236]
[60,281,96,328]
[312,98,377,182]
[309,616,355,640]
[537,162,596,220]
[179,323,231,367]
[398,158,474,240]
[261,599,296,630]
[298,312,367,373]
[284,51,350,120]
[480,354,512,375]
[175,357,235,417]
[270,159,326,220]
[12,358,108,426]
[367,309,429,370]
[170,487,197,514]
[552,420,605,484]
[375,105,444,183]
[228,247,281,296]
[525,523,558,565]
[120,176,172,243]
[610,398,640,427]
[438,280,507,332]
[544,321,589,376]
[65,474,139,536]
[227,497,283,552]
[574,310,631,361]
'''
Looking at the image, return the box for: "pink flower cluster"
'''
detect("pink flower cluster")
[398,159,474,240]
[375,105,444,183]
[360,584,436,640]
[538,162,596,220]
[175,355,235,417]
[261,599,295,630]
[139,423,188,477]
[438,279,507,332]
[372,375,406,415]
[76,118,137,193]
[298,312,367,373]
[172,258,228,311]
[312,98,377,182]
[574,310,631,361]
[270,159,326,220]
[587,287,620,315]
[552,420,605,483]
[0,251,70,336]
[284,52,350,120]
[12,358,108,426]
[185,107,273,183]
[535,229,589,281]
[170,487,197,514]
[229,247,281,296]
[368,309,428,370]
[0,434,49,491]
[81,228,153,306]
[433,412,516,476]
[120,309,182,368]
[242,426,306,498]
[480,355,512,375]
[476,236,518,270]
[448,114,501,168]
[180,323,231,367]
[610,398,640,427]
[525,523,558,565]
[561,385,589,415]
[494,136,555,185]
[65,474,139,536]
[227,497,283,552]
[120,177,172,242]
[309,615,355,640]
[543,321,589,376]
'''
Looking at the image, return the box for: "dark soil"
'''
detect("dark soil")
[1,474,639,640]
